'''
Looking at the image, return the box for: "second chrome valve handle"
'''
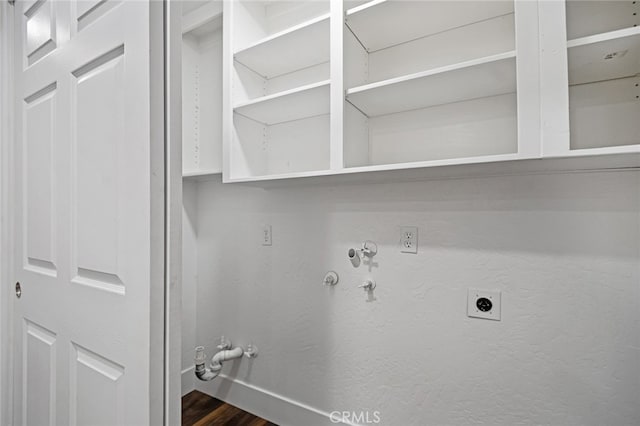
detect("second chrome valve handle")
[358,279,376,291]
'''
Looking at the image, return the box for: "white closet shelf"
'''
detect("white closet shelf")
[565,1,639,41]
[568,28,640,86]
[234,13,330,79]
[182,1,222,35]
[567,25,640,48]
[345,0,514,52]
[227,169,335,183]
[346,51,516,118]
[226,153,519,183]
[234,80,330,125]
[224,153,640,184]
[183,169,222,178]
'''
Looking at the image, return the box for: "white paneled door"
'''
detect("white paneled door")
[12,1,165,425]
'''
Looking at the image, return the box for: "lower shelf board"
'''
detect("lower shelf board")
[569,75,640,150]
[182,390,278,426]
[183,170,222,178]
[226,168,335,183]
[223,153,640,184]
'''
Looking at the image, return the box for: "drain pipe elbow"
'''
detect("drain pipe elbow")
[194,346,244,382]
[211,346,244,369]
[195,362,219,381]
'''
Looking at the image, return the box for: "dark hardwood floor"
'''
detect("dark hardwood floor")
[182,390,278,426]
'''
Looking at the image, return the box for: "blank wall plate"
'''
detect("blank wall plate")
[400,226,418,253]
[467,288,501,321]
[262,224,272,246]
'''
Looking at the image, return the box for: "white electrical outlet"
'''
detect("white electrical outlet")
[400,226,418,253]
[467,289,501,321]
[262,224,272,246]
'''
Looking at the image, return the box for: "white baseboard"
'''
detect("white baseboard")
[194,374,358,426]
[181,366,195,397]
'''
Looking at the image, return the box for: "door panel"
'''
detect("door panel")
[24,0,56,66]
[23,320,56,426]
[70,344,124,426]
[13,1,163,425]
[72,45,125,291]
[74,0,120,34]
[23,83,57,276]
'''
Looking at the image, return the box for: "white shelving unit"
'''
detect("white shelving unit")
[182,2,223,178]
[565,0,640,152]
[225,0,332,180]
[217,0,639,183]
[342,0,520,169]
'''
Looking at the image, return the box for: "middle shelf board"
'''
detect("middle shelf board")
[568,29,640,86]
[234,13,330,79]
[346,52,516,118]
[234,80,331,125]
[345,0,514,53]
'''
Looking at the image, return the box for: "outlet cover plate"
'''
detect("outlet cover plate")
[262,224,272,246]
[400,226,418,253]
[467,288,501,321]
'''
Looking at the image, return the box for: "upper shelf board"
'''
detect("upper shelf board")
[234,80,330,125]
[345,0,514,53]
[566,0,639,40]
[182,1,222,35]
[568,28,640,86]
[234,13,330,79]
[346,51,516,117]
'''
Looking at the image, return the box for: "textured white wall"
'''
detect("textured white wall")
[187,170,640,426]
